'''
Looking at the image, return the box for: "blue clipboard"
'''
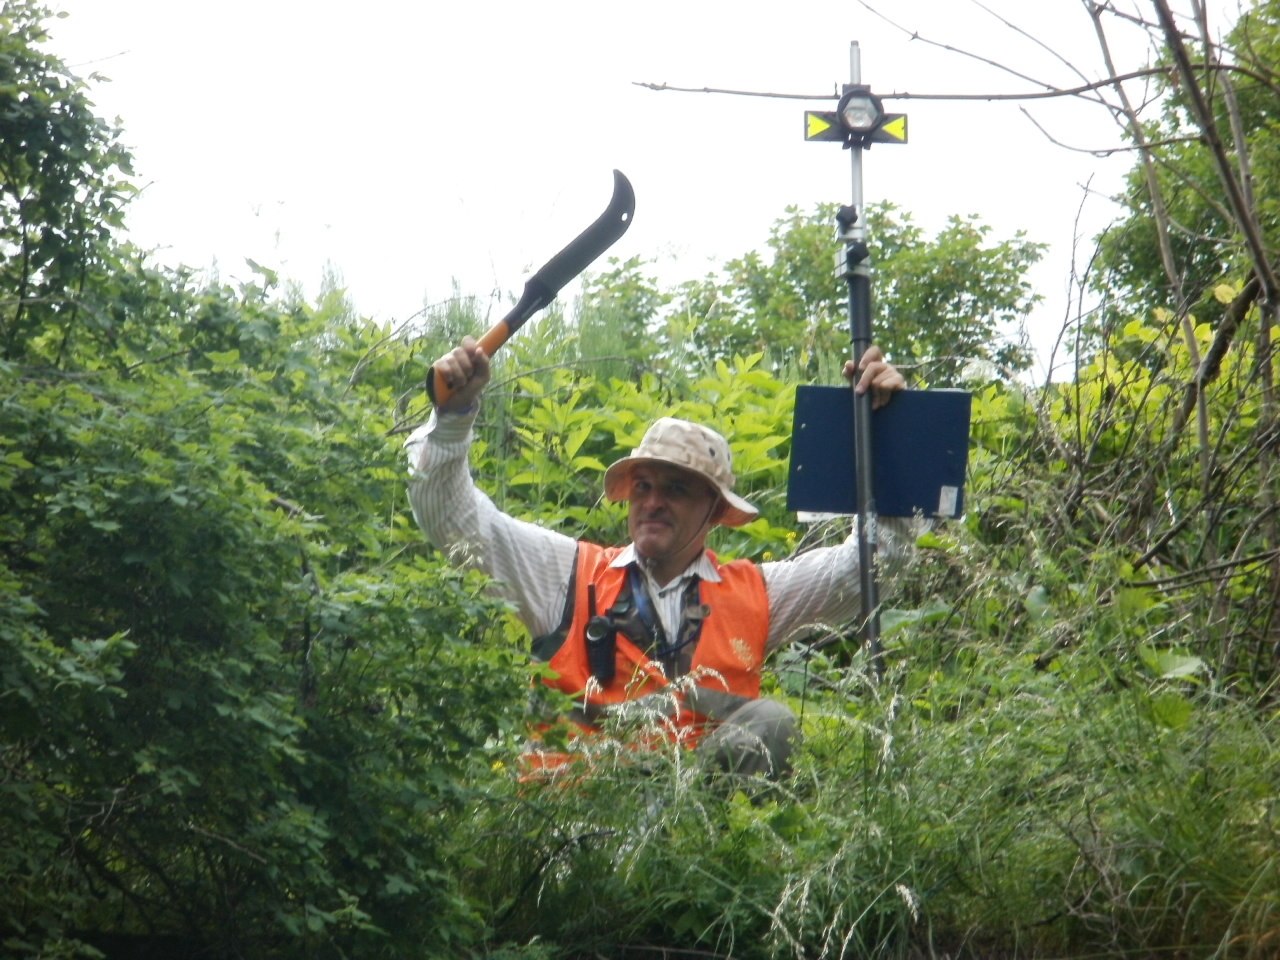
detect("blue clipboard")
[786,386,972,518]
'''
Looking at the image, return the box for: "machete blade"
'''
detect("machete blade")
[523,168,635,312]
[425,169,636,406]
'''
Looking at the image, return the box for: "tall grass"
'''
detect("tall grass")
[449,631,1277,958]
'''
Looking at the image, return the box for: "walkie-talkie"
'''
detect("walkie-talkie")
[584,583,616,684]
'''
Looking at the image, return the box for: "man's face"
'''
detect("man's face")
[626,462,721,574]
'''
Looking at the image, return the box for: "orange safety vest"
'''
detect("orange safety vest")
[539,542,769,744]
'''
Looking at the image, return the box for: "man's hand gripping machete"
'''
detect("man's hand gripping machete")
[425,170,636,407]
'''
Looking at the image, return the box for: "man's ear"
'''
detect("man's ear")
[710,497,728,525]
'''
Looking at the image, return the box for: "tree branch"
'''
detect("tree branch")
[1152,0,1280,305]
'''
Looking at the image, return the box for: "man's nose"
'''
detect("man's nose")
[635,487,667,510]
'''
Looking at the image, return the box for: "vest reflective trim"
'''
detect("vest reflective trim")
[544,543,769,719]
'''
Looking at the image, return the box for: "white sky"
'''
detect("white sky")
[42,0,1245,378]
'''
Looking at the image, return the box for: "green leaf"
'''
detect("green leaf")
[1023,585,1052,620]
[1150,691,1194,729]
[1139,646,1205,680]
[1116,587,1156,618]
[881,601,952,636]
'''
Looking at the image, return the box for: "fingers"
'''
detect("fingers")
[431,336,491,412]
[843,346,906,410]
[435,338,480,388]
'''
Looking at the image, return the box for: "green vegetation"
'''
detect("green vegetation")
[669,202,1044,383]
[2,1,1277,958]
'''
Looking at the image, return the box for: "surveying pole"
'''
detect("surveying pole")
[803,42,908,678]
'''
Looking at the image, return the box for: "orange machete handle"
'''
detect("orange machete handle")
[424,318,513,408]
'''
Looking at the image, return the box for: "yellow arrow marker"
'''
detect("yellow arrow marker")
[806,112,834,140]
[879,115,907,143]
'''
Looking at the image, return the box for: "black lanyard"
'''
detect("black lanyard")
[627,565,707,677]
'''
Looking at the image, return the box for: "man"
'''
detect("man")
[406,337,910,779]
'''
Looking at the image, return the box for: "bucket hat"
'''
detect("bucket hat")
[603,417,758,527]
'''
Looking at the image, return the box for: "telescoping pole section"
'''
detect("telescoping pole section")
[840,42,883,678]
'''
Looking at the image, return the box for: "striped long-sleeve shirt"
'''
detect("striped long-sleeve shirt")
[405,408,919,654]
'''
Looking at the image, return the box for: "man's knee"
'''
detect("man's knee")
[699,698,799,779]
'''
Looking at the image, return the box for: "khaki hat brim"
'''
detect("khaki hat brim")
[603,455,758,528]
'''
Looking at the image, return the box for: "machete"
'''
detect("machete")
[425,169,636,406]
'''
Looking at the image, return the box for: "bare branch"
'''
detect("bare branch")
[1019,107,1197,157]
[1132,546,1280,588]
[1088,0,1187,307]
[853,0,1110,105]
[1152,0,1280,303]
[974,0,1094,88]
[631,82,834,101]
[634,65,1260,106]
